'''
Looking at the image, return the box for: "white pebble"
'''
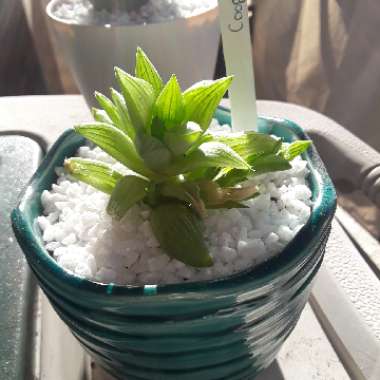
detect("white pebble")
[37,216,50,231]
[220,246,238,263]
[45,242,61,251]
[43,225,56,242]
[124,250,140,267]
[277,226,294,243]
[57,253,82,272]
[265,232,279,246]
[75,262,93,278]
[61,233,77,246]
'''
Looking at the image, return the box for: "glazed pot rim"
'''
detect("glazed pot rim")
[46,0,219,28]
[11,106,336,298]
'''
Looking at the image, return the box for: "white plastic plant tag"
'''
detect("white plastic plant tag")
[218,0,258,131]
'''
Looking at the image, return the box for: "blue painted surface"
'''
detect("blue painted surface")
[12,109,336,379]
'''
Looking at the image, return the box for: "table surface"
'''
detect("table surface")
[1,95,379,380]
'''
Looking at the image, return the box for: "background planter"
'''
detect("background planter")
[12,108,336,380]
[46,0,220,107]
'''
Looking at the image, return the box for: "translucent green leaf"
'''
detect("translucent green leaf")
[150,116,166,140]
[110,88,135,138]
[137,134,172,171]
[135,47,163,96]
[64,158,123,195]
[159,182,206,217]
[92,108,112,124]
[281,140,311,161]
[184,133,214,156]
[155,75,185,129]
[94,92,121,128]
[213,131,282,162]
[199,181,258,207]
[251,154,292,174]
[183,76,233,130]
[163,122,202,156]
[221,185,258,203]
[165,141,250,175]
[185,167,220,182]
[216,169,249,187]
[107,175,149,220]
[194,142,250,170]
[115,67,155,133]
[151,203,213,268]
[74,123,154,178]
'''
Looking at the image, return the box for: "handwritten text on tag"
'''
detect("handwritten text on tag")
[228,0,246,32]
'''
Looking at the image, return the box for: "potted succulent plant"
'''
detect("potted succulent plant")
[12,49,336,379]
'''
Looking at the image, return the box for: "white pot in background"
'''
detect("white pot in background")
[46,1,220,107]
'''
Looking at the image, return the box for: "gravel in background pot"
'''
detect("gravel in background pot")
[46,0,220,107]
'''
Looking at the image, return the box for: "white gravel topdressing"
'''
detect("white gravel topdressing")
[38,121,312,286]
[52,0,218,25]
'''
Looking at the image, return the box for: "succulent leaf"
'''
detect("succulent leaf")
[94,92,122,128]
[154,74,185,129]
[185,167,220,182]
[92,108,112,124]
[183,76,233,130]
[213,131,282,162]
[135,47,164,96]
[195,141,250,169]
[216,168,249,187]
[137,134,172,171]
[251,154,292,174]
[110,88,135,138]
[74,123,154,178]
[163,122,202,156]
[115,67,155,133]
[64,158,122,195]
[159,182,206,217]
[281,140,311,161]
[151,203,213,267]
[199,181,258,207]
[107,175,149,220]
[165,141,250,175]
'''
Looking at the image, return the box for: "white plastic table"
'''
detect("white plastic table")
[0,95,379,380]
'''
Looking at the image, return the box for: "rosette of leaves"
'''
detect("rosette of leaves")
[65,48,311,268]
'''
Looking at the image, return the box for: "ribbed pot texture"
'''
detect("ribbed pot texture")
[12,107,336,380]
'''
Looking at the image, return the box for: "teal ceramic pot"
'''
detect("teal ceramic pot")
[12,107,336,380]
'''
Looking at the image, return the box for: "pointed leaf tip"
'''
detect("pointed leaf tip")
[166,141,250,175]
[109,87,135,138]
[135,47,163,95]
[64,158,123,195]
[92,107,112,124]
[115,66,155,133]
[155,74,185,129]
[282,140,311,161]
[183,76,234,131]
[73,123,152,178]
[94,91,121,128]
